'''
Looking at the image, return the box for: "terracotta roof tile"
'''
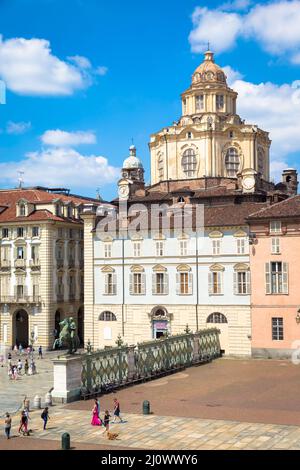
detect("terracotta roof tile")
[247,195,300,220]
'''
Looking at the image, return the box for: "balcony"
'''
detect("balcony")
[14,259,26,268]
[0,260,11,269]
[57,259,64,269]
[0,295,41,304]
[30,258,40,268]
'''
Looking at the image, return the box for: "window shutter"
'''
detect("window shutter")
[104,274,109,295]
[218,272,223,294]
[129,273,133,295]
[188,272,193,295]
[233,272,238,295]
[265,263,271,294]
[152,273,156,295]
[208,272,213,295]
[164,273,169,295]
[141,273,146,295]
[246,271,251,294]
[176,273,180,295]
[112,274,117,295]
[282,262,288,294]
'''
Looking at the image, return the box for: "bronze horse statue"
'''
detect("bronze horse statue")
[53,317,80,355]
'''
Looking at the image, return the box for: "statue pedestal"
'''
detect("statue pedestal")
[52,354,83,403]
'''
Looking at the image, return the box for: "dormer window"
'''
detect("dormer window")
[67,206,72,218]
[20,204,26,216]
[187,132,192,139]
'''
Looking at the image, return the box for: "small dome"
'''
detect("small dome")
[192,50,227,85]
[123,145,144,169]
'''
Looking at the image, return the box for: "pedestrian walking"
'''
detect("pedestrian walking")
[38,346,43,359]
[112,398,123,423]
[24,359,29,375]
[4,413,12,439]
[17,359,23,375]
[102,410,111,435]
[7,352,12,361]
[18,344,23,355]
[41,407,50,430]
[91,400,102,426]
[18,411,28,435]
[13,365,18,380]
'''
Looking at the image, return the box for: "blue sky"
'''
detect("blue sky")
[0,0,300,199]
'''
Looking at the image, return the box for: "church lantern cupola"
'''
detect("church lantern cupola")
[122,145,144,182]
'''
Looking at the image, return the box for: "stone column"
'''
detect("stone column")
[52,355,83,403]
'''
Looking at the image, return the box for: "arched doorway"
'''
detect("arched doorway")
[54,310,61,339]
[206,312,228,355]
[77,307,84,345]
[14,309,29,347]
[151,306,169,339]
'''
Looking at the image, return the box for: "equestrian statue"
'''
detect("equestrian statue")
[53,317,80,355]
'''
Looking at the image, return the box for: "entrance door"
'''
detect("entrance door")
[206,312,228,355]
[78,307,84,345]
[14,310,29,347]
[153,320,168,339]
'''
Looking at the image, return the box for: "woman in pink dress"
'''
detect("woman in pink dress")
[91,399,102,426]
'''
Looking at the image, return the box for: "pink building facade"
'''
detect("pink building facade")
[248,195,300,358]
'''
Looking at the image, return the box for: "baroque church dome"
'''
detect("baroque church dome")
[192,50,227,85]
[123,145,144,169]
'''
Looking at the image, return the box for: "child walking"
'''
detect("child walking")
[102,410,111,435]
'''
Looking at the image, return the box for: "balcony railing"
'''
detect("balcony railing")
[15,259,26,268]
[0,260,11,268]
[0,295,42,304]
[30,258,40,268]
[57,259,64,269]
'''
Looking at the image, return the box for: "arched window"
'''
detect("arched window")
[19,204,26,217]
[99,311,117,321]
[207,312,228,324]
[225,147,240,177]
[258,148,265,176]
[182,149,197,177]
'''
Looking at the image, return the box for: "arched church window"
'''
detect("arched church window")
[207,312,227,324]
[195,95,204,111]
[225,147,240,177]
[258,148,265,176]
[182,149,197,178]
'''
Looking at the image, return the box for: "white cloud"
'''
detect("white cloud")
[0,35,97,96]
[189,7,242,53]
[222,65,243,85]
[96,66,108,76]
[41,130,97,147]
[0,147,120,188]
[227,72,300,179]
[189,1,300,62]
[6,121,31,135]
[67,55,92,69]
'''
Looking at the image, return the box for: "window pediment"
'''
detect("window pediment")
[209,230,223,238]
[234,229,247,238]
[209,263,225,272]
[101,266,115,273]
[234,263,249,272]
[177,264,191,272]
[153,264,167,272]
[130,265,145,273]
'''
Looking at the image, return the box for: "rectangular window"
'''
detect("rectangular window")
[133,242,141,257]
[1,246,10,262]
[104,243,112,258]
[32,227,39,237]
[195,95,204,111]
[234,271,250,295]
[156,241,164,257]
[133,273,142,294]
[209,271,223,295]
[17,227,24,238]
[266,262,288,294]
[270,220,281,233]
[176,272,193,295]
[105,273,116,295]
[2,228,9,238]
[271,237,280,254]
[212,239,221,255]
[17,247,24,259]
[180,240,188,256]
[272,317,284,340]
[216,95,224,110]
[237,238,246,254]
[183,99,187,114]
[153,272,168,295]
[31,245,39,261]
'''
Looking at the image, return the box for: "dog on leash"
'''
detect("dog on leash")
[107,431,119,440]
